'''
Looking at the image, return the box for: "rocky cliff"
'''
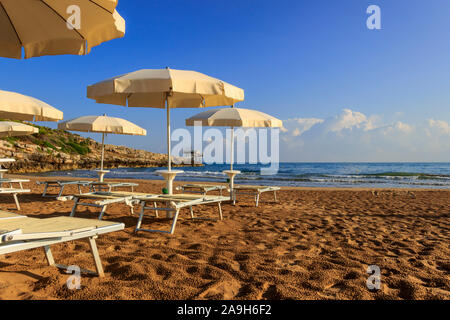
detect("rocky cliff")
[0,124,175,174]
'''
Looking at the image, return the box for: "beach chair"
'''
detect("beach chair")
[0,178,29,189]
[231,185,280,207]
[0,211,124,277]
[58,191,146,220]
[36,180,93,198]
[88,182,138,193]
[0,187,31,210]
[134,194,229,235]
[176,184,227,195]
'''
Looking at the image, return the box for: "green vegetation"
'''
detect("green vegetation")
[1,122,93,156]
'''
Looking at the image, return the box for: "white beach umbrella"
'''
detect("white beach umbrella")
[0,89,63,121]
[0,0,125,59]
[0,121,38,137]
[87,68,244,193]
[58,114,147,181]
[186,107,283,193]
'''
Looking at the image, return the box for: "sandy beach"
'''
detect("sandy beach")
[0,175,448,300]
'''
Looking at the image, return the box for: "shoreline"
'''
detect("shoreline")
[7,173,450,192]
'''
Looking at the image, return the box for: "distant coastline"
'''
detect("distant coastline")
[0,123,200,174]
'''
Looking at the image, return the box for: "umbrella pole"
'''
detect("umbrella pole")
[167,101,171,171]
[101,132,105,171]
[230,127,234,171]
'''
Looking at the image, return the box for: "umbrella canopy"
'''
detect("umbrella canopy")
[87,68,244,193]
[186,107,283,173]
[87,68,244,108]
[0,121,38,137]
[0,0,125,59]
[57,115,147,136]
[186,107,283,128]
[0,89,63,121]
[58,114,146,178]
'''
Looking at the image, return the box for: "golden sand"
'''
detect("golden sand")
[0,176,448,300]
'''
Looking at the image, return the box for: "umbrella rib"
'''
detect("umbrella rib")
[88,0,115,14]
[0,2,24,48]
[40,1,86,42]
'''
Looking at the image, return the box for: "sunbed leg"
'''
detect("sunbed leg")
[169,209,180,235]
[255,193,260,207]
[190,206,194,218]
[44,245,55,266]
[42,184,48,197]
[135,202,146,232]
[88,236,105,277]
[13,193,20,210]
[70,198,79,217]
[154,202,159,218]
[98,205,107,220]
[218,202,223,220]
[78,184,82,194]
[58,185,65,198]
[19,182,23,189]
[274,191,277,202]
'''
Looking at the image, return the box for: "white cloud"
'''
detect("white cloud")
[280,109,450,162]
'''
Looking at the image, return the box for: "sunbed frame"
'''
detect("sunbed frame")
[134,194,229,235]
[231,185,280,207]
[37,180,139,198]
[177,184,226,195]
[0,211,124,277]
[88,182,138,193]
[0,178,29,189]
[37,180,92,198]
[58,191,144,220]
[0,187,31,210]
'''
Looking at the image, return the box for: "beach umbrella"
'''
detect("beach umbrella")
[0,0,125,59]
[58,114,147,181]
[87,68,244,193]
[186,107,282,195]
[0,121,38,137]
[0,89,63,121]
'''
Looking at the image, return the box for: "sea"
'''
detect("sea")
[34,162,450,189]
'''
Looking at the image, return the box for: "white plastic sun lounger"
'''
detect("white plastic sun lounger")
[0,211,124,277]
[231,185,280,207]
[36,180,93,198]
[58,191,145,220]
[0,178,29,189]
[88,182,139,193]
[177,184,227,195]
[134,194,229,235]
[0,187,31,210]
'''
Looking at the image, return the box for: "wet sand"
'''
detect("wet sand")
[0,176,449,300]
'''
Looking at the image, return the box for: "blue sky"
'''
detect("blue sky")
[1,0,450,161]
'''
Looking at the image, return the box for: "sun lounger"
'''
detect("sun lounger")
[134,194,229,235]
[0,178,29,189]
[0,211,124,277]
[36,180,93,198]
[0,187,31,210]
[177,184,227,195]
[88,182,138,193]
[57,191,147,220]
[231,185,280,207]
